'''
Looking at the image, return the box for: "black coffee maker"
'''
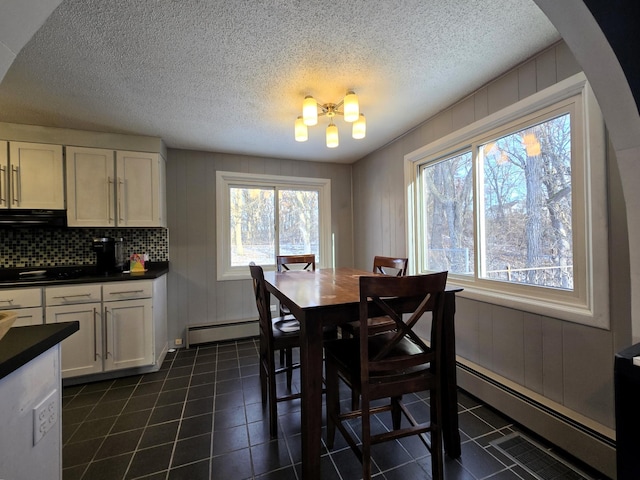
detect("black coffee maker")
[92,237,125,274]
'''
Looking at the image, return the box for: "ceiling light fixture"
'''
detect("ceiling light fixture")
[294,91,366,148]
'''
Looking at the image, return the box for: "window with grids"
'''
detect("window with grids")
[405,75,608,328]
[217,171,331,280]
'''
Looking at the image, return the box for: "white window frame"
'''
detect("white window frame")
[216,171,332,281]
[404,73,609,329]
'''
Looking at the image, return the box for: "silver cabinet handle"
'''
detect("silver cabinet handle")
[52,294,93,299]
[107,177,114,223]
[117,177,124,224]
[104,306,110,359]
[10,165,19,206]
[0,298,14,303]
[108,289,144,296]
[93,307,99,361]
[0,165,6,206]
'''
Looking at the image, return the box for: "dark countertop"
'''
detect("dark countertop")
[0,321,79,381]
[0,262,169,289]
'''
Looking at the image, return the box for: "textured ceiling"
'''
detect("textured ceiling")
[0,0,560,164]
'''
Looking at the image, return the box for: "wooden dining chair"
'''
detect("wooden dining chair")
[275,254,316,333]
[276,254,316,274]
[372,255,408,276]
[249,263,301,439]
[340,255,409,337]
[325,271,448,480]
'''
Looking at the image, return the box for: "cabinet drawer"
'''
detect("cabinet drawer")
[0,288,42,309]
[103,281,152,301]
[46,284,102,306]
[13,307,44,327]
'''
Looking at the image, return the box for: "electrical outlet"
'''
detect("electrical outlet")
[175,338,183,346]
[33,390,58,445]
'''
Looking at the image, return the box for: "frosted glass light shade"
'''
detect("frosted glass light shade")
[352,114,366,139]
[295,116,308,142]
[303,96,318,126]
[343,91,359,122]
[326,123,339,148]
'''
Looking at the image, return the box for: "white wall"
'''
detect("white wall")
[165,150,353,345]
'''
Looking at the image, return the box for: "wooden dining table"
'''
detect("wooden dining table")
[262,267,462,480]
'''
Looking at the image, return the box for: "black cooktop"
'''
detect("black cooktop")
[0,266,99,286]
[0,263,168,288]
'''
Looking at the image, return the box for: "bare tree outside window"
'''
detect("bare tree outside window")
[480,114,572,289]
[421,151,474,275]
[230,187,320,267]
[421,113,573,290]
[230,187,275,266]
[278,190,319,258]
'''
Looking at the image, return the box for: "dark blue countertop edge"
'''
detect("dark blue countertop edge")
[0,321,79,381]
[0,262,169,288]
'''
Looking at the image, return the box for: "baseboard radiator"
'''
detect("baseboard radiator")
[186,318,258,348]
[456,361,617,479]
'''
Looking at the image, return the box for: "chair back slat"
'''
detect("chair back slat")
[249,263,273,340]
[276,254,316,272]
[372,256,408,276]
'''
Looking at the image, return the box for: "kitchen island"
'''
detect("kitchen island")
[0,321,79,480]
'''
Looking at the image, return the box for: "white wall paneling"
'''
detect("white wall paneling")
[353,41,619,443]
[165,150,353,346]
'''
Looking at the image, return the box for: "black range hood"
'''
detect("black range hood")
[0,209,67,227]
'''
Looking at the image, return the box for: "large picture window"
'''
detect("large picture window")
[217,171,331,280]
[405,74,609,328]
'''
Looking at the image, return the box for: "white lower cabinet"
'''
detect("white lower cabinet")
[103,285,153,371]
[45,280,161,379]
[46,301,102,377]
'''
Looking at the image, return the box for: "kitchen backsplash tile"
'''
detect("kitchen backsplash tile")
[0,227,169,268]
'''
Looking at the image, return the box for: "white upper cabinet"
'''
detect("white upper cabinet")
[66,146,166,227]
[0,141,64,209]
[65,146,114,226]
[116,150,165,227]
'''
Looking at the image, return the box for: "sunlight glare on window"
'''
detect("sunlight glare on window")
[230,187,274,266]
[278,189,320,260]
[479,113,573,289]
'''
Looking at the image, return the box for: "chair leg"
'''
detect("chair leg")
[361,395,372,480]
[430,389,444,480]
[268,354,279,439]
[279,348,285,367]
[325,357,340,449]
[391,396,402,429]
[351,390,359,410]
[259,358,267,405]
[285,347,293,390]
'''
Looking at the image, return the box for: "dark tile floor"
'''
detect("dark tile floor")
[61,339,608,480]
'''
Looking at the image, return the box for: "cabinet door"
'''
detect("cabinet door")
[104,298,153,371]
[46,303,103,378]
[9,142,64,209]
[66,146,115,227]
[116,151,164,227]
[0,141,7,209]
